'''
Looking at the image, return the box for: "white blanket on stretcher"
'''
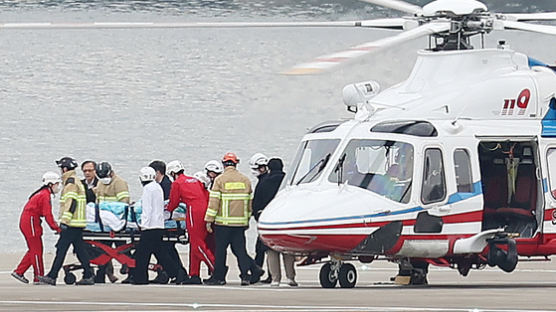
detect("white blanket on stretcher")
[86,203,126,232]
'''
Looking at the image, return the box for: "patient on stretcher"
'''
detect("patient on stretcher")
[85,201,187,232]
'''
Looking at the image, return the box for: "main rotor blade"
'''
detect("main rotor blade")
[0,19,405,30]
[503,12,556,22]
[358,0,422,15]
[503,20,556,36]
[284,22,450,75]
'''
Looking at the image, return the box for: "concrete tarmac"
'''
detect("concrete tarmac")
[1,251,556,312]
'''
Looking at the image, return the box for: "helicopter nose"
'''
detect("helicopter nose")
[257,186,390,253]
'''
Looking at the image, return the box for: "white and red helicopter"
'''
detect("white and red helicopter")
[252,0,556,288]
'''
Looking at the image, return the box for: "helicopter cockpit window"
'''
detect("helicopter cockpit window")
[329,139,414,203]
[289,139,340,185]
[421,148,447,205]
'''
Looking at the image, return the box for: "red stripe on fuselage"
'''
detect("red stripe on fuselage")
[258,210,483,232]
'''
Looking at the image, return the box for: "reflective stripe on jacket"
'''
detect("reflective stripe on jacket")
[60,170,87,227]
[205,166,252,226]
[95,174,130,204]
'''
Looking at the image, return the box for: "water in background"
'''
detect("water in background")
[1,0,555,253]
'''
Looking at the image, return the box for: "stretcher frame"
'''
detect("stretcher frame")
[62,224,188,284]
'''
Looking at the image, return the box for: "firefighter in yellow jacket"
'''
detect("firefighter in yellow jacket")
[204,153,263,286]
[38,157,94,286]
[94,161,129,283]
[95,162,130,205]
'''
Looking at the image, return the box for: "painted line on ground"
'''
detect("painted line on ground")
[1,300,555,312]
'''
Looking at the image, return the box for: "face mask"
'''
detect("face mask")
[100,177,112,185]
[51,183,61,194]
[251,169,260,177]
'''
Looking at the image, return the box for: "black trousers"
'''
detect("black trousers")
[47,226,93,279]
[213,225,252,281]
[254,237,268,268]
[154,242,186,275]
[133,229,178,284]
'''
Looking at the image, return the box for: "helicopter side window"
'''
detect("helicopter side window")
[329,139,413,203]
[547,148,556,199]
[421,148,447,205]
[454,149,473,193]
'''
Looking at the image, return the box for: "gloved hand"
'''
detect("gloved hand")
[206,222,213,233]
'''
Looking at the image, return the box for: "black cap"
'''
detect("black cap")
[56,157,78,170]
[96,162,112,179]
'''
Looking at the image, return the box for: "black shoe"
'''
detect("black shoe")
[204,276,226,286]
[76,277,95,286]
[94,274,105,284]
[249,265,264,284]
[149,271,169,284]
[11,272,29,284]
[241,279,250,286]
[121,275,135,284]
[182,275,202,285]
[260,275,272,284]
[173,269,187,284]
[37,275,56,286]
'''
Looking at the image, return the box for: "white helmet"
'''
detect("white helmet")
[249,153,269,169]
[204,160,223,174]
[42,171,61,186]
[139,167,156,182]
[193,171,211,189]
[167,160,185,175]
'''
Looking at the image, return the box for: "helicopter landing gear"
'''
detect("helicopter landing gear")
[393,259,429,285]
[487,235,518,273]
[319,259,358,288]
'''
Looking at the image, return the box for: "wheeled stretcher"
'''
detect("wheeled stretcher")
[62,202,188,284]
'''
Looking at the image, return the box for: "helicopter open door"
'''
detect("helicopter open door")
[542,146,556,240]
[478,139,543,238]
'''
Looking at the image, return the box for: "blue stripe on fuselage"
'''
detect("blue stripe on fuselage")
[259,181,482,226]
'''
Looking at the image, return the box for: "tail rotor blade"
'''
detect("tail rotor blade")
[284,22,450,75]
[502,20,556,36]
[503,12,556,22]
[358,0,423,15]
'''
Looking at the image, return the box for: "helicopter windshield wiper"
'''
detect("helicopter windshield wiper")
[334,153,347,186]
[295,153,331,185]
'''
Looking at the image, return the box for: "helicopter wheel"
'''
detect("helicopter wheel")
[338,263,357,288]
[319,262,338,288]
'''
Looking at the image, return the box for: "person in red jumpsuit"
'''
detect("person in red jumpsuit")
[12,172,62,284]
[166,160,215,285]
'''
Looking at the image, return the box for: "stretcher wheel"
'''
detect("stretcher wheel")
[64,272,76,285]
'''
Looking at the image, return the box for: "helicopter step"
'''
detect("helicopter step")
[319,258,357,288]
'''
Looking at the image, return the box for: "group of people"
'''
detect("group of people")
[12,152,296,287]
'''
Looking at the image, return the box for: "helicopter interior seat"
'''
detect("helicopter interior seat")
[481,158,508,229]
[482,158,508,214]
[497,156,537,236]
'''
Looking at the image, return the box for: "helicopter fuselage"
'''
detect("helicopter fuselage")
[259,48,556,273]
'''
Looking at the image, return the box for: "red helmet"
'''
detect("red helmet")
[222,152,239,164]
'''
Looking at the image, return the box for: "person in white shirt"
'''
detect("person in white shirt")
[132,167,185,285]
